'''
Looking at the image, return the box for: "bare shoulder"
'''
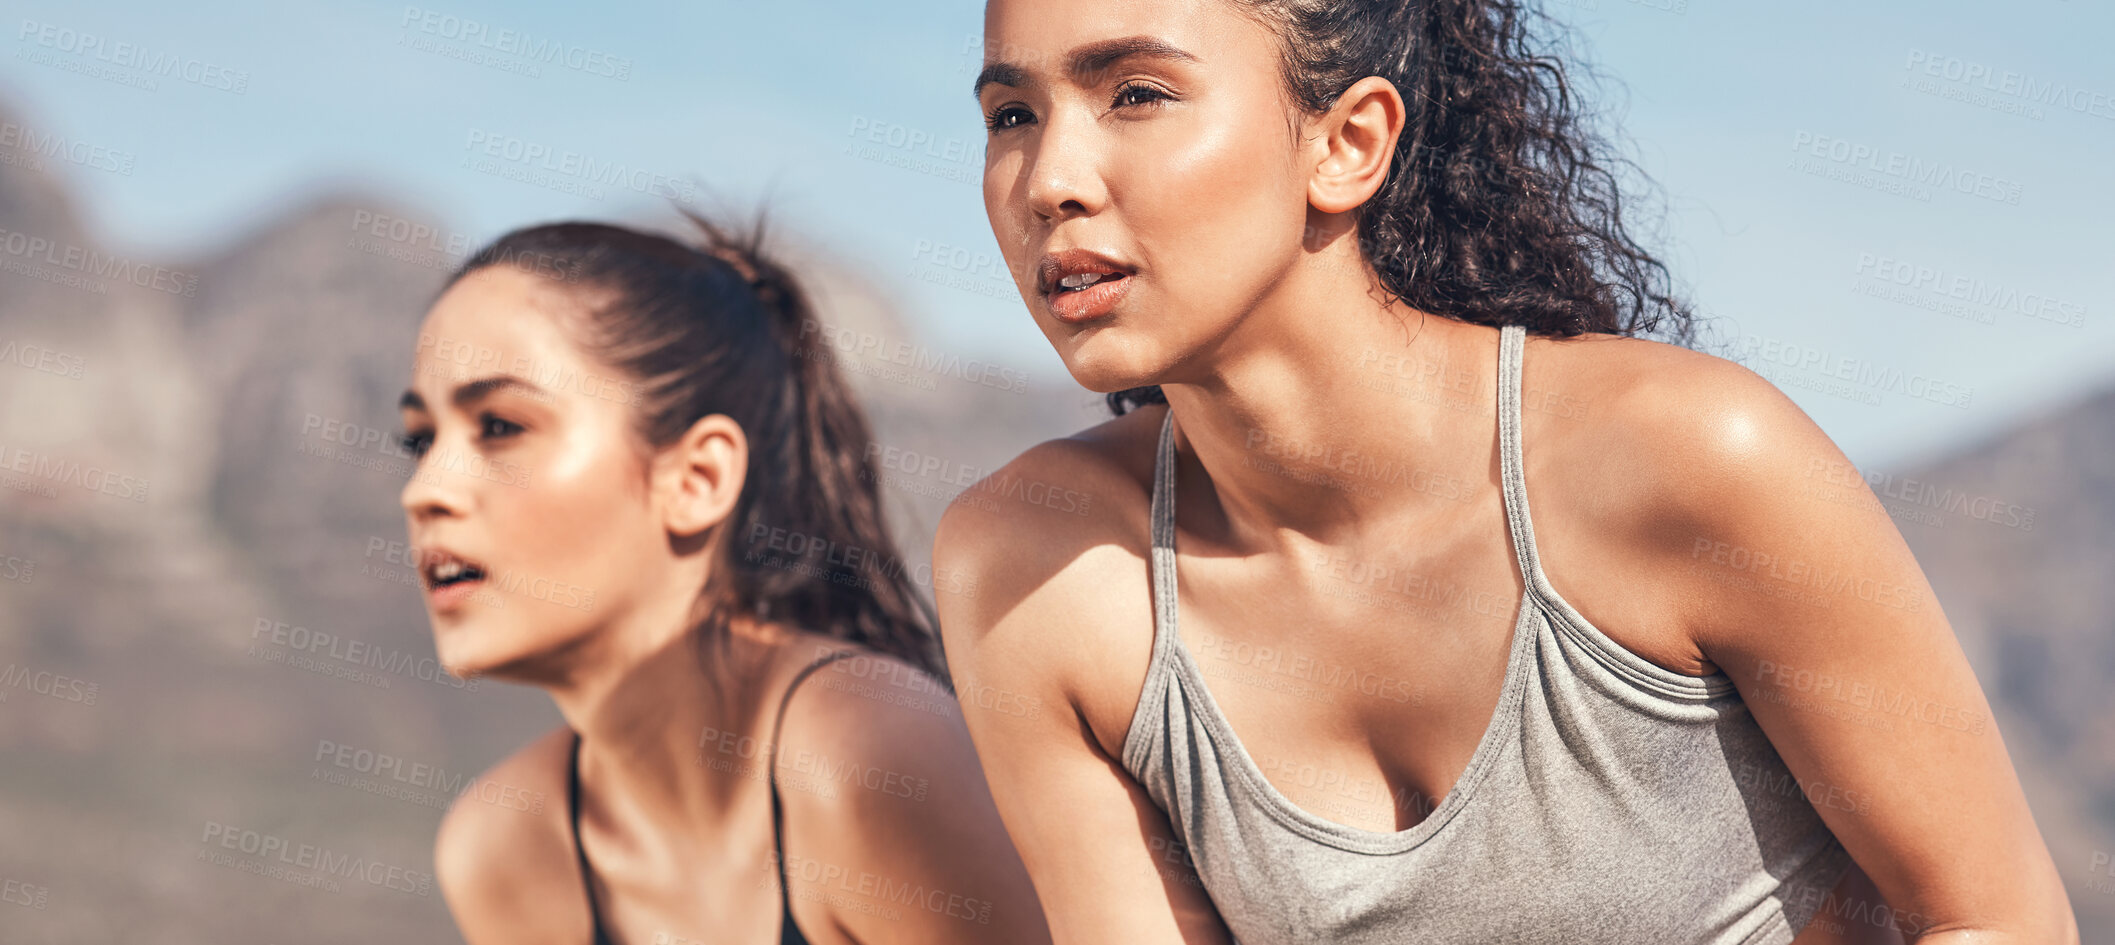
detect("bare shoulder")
[772,637,1054,942]
[433,725,582,945]
[1525,328,1847,542]
[1514,329,1869,673]
[931,407,1167,736]
[771,638,966,787]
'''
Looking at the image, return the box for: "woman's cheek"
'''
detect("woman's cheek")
[505,437,631,605]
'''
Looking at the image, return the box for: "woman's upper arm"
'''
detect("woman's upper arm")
[1650,363,2077,942]
[930,443,1234,945]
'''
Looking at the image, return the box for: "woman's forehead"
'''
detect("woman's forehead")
[409,270,586,395]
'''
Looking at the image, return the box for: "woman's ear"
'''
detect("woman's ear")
[654,413,749,537]
[1306,75,1407,215]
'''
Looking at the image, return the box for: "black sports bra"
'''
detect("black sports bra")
[568,649,859,944]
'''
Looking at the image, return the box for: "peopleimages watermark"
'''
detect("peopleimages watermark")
[697,725,932,803]
[349,209,581,282]
[1309,550,1511,626]
[462,129,698,204]
[360,534,506,609]
[0,339,86,380]
[312,738,546,815]
[397,6,633,81]
[0,662,99,707]
[1804,456,2036,532]
[1733,758,1873,817]
[0,440,150,503]
[197,820,434,897]
[2087,851,2115,896]
[1717,320,1974,409]
[1786,130,2023,206]
[1902,49,2115,122]
[1354,347,1478,414]
[249,616,483,692]
[0,226,198,297]
[1779,882,1935,938]
[363,538,599,612]
[742,523,979,601]
[1252,754,1441,829]
[298,411,535,490]
[414,329,641,406]
[1752,659,1985,736]
[798,319,1030,395]
[1688,538,1925,614]
[1,878,49,910]
[16,19,251,94]
[906,237,1024,303]
[0,119,136,175]
[807,649,961,721]
[862,440,1091,517]
[1189,627,1423,706]
[843,116,981,187]
[1851,252,2084,329]
[766,851,995,925]
[1243,426,1477,502]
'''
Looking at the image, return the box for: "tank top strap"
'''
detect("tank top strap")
[1495,323,1550,592]
[1120,408,1186,774]
[1148,408,1182,664]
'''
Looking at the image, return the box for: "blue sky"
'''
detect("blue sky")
[3,0,2110,469]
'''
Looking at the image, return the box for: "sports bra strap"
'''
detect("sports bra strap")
[567,730,615,945]
[768,648,863,930]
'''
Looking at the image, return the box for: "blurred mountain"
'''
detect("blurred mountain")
[1888,384,2115,925]
[0,95,1100,943]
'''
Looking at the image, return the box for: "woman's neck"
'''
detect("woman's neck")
[1158,245,1494,552]
[547,594,784,842]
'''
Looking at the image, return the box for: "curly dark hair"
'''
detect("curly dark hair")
[1107,0,1694,415]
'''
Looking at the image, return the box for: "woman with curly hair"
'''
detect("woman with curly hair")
[936,0,2076,943]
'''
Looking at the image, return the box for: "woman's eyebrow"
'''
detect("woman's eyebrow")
[972,35,1202,99]
[1069,35,1201,80]
[398,375,550,411]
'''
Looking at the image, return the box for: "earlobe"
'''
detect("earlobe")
[1308,76,1406,215]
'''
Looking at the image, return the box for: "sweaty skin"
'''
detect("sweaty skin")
[941,0,2077,943]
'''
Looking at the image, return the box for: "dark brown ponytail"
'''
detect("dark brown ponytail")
[443,210,946,686]
[1107,0,1693,416]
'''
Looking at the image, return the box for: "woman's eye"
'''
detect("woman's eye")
[398,430,432,458]
[984,105,1032,132]
[480,415,523,440]
[1112,81,1171,109]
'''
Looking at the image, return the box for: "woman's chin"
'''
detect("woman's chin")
[430,630,521,683]
[1057,349,1160,396]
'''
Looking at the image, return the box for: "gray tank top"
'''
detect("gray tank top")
[1121,323,1853,944]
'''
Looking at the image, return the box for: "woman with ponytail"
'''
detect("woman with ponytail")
[394,212,1051,945]
[939,0,2073,943]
